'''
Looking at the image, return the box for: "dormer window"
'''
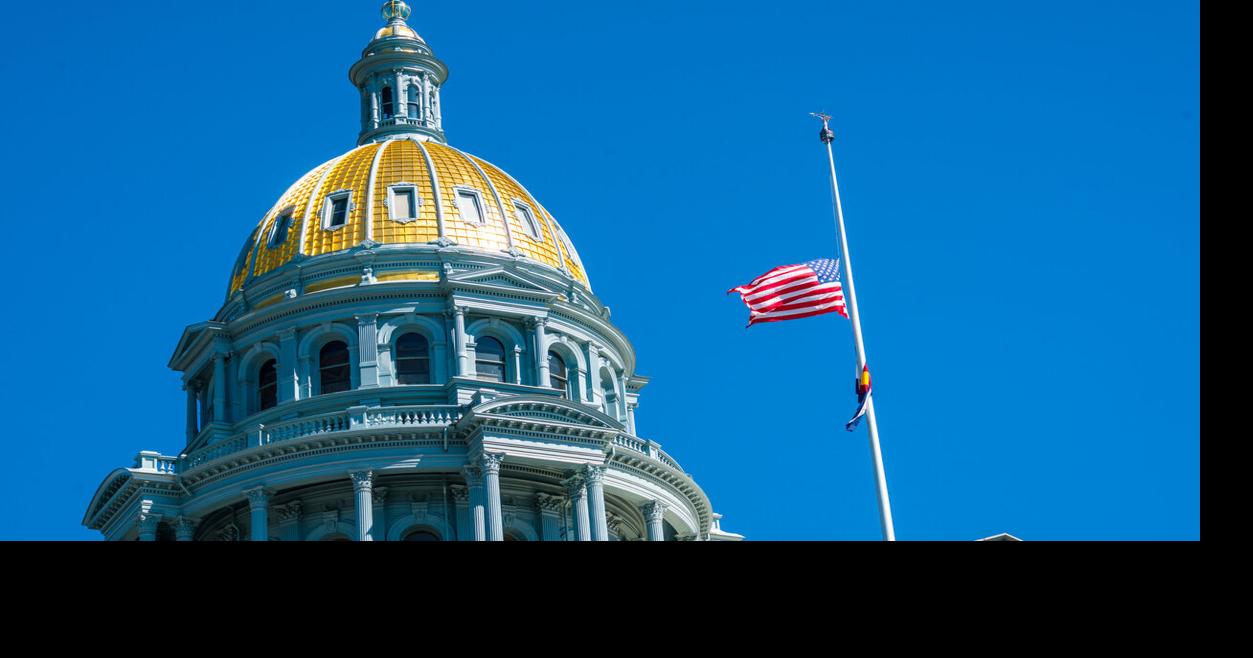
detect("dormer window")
[268,208,295,249]
[513,199,543,240]
[455,187,485,225]
[387,184,420,222]
[323,191,352,230]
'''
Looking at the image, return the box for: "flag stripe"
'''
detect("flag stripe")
[731,259,847,326]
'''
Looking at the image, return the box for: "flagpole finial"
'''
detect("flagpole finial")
[810,112,835,144]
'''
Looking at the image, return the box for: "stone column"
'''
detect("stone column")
[298,355,313,399]
[185,383,199,441]
[627,402,638,436]
[275,501,303,541]
[174,516,199,542]
[278,329,298,402]
[585,465,609,541]
[643,500,667,541]
[371,486,388,541]
[137,501,160,541]
[357,314,379,388]
[244,487,272,542]
[350,471,375,541]
[531,318,550,386]
[463,465,486,541]
[212,352,228,424]
[512,346,523,385]
[450,485,471,541]
[586,342,602,407]
[452,306,468,376]
[481,453,505,541]
[564,476,591,541]
[536,493,562,542]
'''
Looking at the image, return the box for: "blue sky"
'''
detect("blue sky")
[0,1,1198,540]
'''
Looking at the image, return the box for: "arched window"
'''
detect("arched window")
[601,370,618,415]
[548,351,568,397]
[381,87,394,119]
[258,358,277,411]
[475,337,505,382]
[395,333,430,385]
[403,530,441,541]
[407,85,420,118]
[319,341,351,394]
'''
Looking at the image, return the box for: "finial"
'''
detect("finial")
[810,112,835,144]
[382,0,412,22]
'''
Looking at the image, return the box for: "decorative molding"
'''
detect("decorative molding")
[349,470,375,491]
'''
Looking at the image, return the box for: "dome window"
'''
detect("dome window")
[319,341,352,394]
[322,191,353,230]
[548,351,568,398]
[387,184,420,222]
[395,332,431,385]
[407,86,420,119]
[268,209,295,249]
[257,358,277,411]
[475,336,506,382]
[454,187,485,225]
[381,86,394,119]
[513,200,543,241]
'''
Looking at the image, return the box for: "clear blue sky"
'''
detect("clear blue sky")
[0,1,1198,540]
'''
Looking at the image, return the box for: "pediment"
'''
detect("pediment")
[451,267,550,293]
[471,396,619,430]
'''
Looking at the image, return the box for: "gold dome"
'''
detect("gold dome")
[229,140,589,295]
[373,22,420,40]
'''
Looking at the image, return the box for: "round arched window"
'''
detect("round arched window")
[258,358,277,411]
[319,341,351,394]
[548,351,567,396]
[402,530,441,541]
[475,337,505,382]
[395,333,430,385]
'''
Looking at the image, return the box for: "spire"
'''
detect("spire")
[349,1,449,145]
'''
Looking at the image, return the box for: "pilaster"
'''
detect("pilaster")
[356,314,380,388]
[371,486,388,541]
[450,484,471,541]
[278,328,298,402]
[275,500,303,541]
[536,493,563,542]
[243,486,272,542]
[463,465,486,541]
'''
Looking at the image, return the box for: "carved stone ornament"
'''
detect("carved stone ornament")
[275,501,303,524]
[244,487,272,507]
[563,475,586,499]
[449,484,469,503]
[372,486,389,505]
[480,452,505,474]
[350,470,375,490]
[583,464,607,484]
[643,500,668,522]
[535,492,564,514]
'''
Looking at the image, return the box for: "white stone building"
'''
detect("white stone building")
[83,2,742,542]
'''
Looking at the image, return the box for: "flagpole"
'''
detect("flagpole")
[813,113,896,541]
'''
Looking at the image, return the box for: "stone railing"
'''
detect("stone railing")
[611,435,684,473]
[261,411,351,445]
[181,435,248,470]
[134,451,179,474]
[177,405,465,473]
[365,405,461,428]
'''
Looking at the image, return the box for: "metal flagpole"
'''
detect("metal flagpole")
[812,112,896,541]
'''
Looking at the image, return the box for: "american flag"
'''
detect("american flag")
[728,258,848,327]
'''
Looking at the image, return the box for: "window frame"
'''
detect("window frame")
[547,351,568,398]
[454,186,487,226]
[513,199,544,241]
[386,183,422,223]
[474,336,507,383]
[257,358,278,411]
[322,190,353,231]
[394,331,432,385]
[267,206,296,249]
[317,340,352,395]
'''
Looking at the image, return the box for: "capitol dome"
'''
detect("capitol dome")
[83,2,741,543]
[229,140,589,299]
